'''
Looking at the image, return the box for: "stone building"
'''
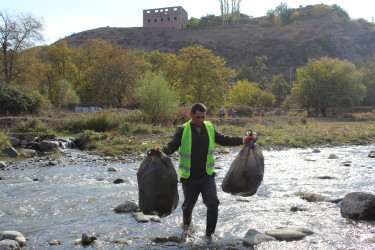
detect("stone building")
[143,6,188,28]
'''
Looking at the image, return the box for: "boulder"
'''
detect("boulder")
[9,137,21,147]
[114,201,140,213]
[243,229,275,246]
[38,141,59,152]
[368,150,375,158]
[0,230,27,247]
[9,132,38,142]
[0,239,20,250]
[3,147,19,158]
[150,235,182,243]
[341,192,375,221]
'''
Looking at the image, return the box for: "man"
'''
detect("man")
[219,107,226,118]
[155,103,253,238]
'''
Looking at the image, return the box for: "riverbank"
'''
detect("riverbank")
[1,110,375,160]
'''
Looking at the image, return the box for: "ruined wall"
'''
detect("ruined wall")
[143,6,188,28]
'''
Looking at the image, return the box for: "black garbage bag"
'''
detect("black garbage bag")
[222,139,264,196]
[137,150,179,217]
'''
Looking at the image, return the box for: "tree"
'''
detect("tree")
[135,71,178,125]
[270,74,290,104]
[177,45,235,107]
[0,10,43,83]
[255,56,268,81]
[219,0,230,26]
[228,79,261,106]
[359,57,375,105]
[83,39,146,107]
[293,57,366,117]
[57,79,80,108]
[258,91,276,108]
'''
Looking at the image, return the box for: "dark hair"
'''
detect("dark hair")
[191,103,207,114]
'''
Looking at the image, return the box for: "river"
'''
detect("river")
[0,144,374,249]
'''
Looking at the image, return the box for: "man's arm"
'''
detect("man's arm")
[214,129,243,146]
[161,126,184,155]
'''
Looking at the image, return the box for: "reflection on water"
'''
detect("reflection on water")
[0,145,374,249]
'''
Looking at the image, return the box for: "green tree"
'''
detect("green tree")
[135,71,178,125]
[293,57,366,117]
[255,56,268,81]
[258,91,276,108]
[270,74,290,104]
[57,79,80,108]
[177,45,235,107]
[228,79,261,106]
[0,10,43,83]
[359,57,375,105]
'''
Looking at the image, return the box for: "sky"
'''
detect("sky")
[2,0,375,45]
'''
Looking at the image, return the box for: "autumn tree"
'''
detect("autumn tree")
[293,57,366,117]
[228,79,261,106]
[177,44,235,107]
[83,39,146,107]
[0,10,43,83]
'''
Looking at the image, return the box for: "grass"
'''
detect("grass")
[1,109,374,158]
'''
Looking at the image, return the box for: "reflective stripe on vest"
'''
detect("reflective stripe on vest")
[178,120,215,178]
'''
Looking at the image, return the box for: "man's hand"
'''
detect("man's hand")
[155,147,162,152]
[243,135,254,144]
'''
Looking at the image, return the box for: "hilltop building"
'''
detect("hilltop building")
[143,6,188,28]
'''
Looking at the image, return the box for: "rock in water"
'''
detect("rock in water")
[137,150,179,217]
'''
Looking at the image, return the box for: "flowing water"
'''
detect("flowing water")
[0,145,374,249]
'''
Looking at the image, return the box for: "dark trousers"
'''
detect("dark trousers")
[181,174,219,236]
[181,174,219,212]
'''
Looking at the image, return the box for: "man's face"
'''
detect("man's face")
[190,110,206,128]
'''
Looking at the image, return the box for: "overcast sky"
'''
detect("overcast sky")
[2,0,375,45]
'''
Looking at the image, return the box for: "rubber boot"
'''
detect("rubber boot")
[205,209,218,238]
[183,210,192,227]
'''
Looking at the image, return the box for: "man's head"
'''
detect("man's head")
[190,103,206,128]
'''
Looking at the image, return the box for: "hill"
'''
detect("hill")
[64,16,375,78]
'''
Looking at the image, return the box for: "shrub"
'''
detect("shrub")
[0,132,10,149]
[84,111,121,132]
[174,106,191,124]
[135,71,178,125]
[234,105,254,118]
[0,83,46,115]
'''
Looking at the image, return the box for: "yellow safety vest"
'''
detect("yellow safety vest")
[178,120,215,178]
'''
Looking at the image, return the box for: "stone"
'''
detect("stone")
[243,229,275,246]
[0,230,27,247]
[341,192,375,221]
[48,239,61,245]
[368,150,375,158]
[39,141,60,152]
[107,167,118,172]
[0,239,20,249]
[300,193,325,202]
[265,229,306,241]
[133,212,149,223]
[111,238,132,245]
[114,201,140,213]
[0,161,7,169]
[9,137,21,147]
[113,178,129,184]
[328,153,339,159]
[150,235,181,243]
[3,147,19,158]
[312,149,321,153]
